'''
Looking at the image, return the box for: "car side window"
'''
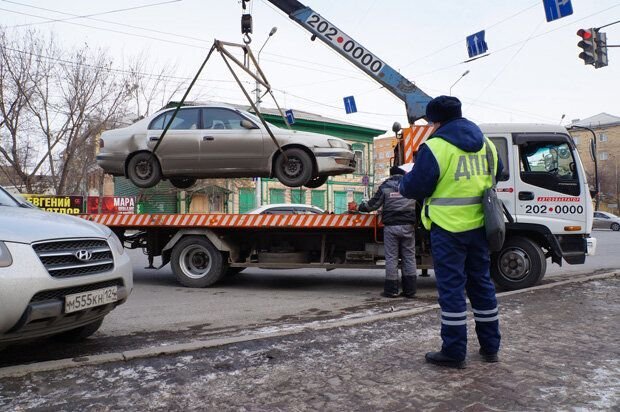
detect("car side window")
[148,109,200,130]
[202,108,250,130]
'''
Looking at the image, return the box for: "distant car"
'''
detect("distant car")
[0,186,133,348]
[97,104,356,189]
[247,203,325,215]
[593,211,620,231]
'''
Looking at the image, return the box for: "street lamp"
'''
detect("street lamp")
[449,70,470,96]
[255,26,277,208]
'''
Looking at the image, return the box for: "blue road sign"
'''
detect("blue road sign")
[543,0,573,22]
[466,30,488,58]
[343,96,357,114]
[285,109,295,125]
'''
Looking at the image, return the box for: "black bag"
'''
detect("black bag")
[483,140,505,252]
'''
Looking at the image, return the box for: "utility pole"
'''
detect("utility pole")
[254,26,277,208]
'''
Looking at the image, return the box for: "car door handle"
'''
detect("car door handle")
[203,136,215,141]
[149,137,159,141]
[518,191,535,201]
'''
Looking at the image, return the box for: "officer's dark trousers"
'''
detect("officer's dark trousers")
[430,225,501,361]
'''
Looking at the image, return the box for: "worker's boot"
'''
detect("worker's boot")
[425,351,466,369]
[401,275,416,298]
[381,279,400,298]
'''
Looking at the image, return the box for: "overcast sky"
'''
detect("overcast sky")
[2,0,619,131]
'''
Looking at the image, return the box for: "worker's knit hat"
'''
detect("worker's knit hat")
[425,95,462,123]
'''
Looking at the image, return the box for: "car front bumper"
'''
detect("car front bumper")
[96,153,126,176]
[0,241,133,343]
[313,149,356,175]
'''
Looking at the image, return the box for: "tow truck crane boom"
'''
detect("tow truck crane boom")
[264,0,432,124]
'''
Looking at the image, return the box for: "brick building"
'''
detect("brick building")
[569,113,620,212]
[372,135,397,182]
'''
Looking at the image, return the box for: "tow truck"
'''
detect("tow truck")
[83,0,596,290]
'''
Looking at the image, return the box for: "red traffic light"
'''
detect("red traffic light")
[577,29,593,40]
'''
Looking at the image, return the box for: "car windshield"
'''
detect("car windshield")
[0,187,21,207]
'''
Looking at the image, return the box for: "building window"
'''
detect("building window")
[599,133,608,142]
[354,150,365,174]
[378,152,384,159]
[599,151,609,161]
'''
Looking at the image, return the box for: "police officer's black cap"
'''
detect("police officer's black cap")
[425,95,462,123]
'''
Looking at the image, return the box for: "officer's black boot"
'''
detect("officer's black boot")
[381,279,400,298]
[401,275,416,298]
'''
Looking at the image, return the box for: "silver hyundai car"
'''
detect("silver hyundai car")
[97,104,356,189]
[0,186,133,347]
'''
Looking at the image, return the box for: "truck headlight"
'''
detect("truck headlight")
[328,139,350,150]
[0,241,13,267]
[108,233,125,255]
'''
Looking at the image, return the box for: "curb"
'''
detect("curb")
[1,270,617,378]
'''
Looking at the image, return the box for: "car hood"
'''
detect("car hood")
[272,129,349,148]
[0,207,110,244]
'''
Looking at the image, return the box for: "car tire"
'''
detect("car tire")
[611,222,620,231]
[127,152,162,188]
[273,148,313,188]
[304,175,328,188]
[171,236,226,287]
[491,236,546,291]
[53,318,104,342]
[170,177,197,189]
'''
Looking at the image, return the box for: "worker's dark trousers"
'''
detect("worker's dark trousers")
[430,225,501,361]
[384,224,416,281]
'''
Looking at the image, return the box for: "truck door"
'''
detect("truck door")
[513,133,586,233]
[487,134,516,218]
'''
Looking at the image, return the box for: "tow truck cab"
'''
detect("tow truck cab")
[481,123,595,289]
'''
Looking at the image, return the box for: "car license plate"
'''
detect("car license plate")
[64,286,118,313]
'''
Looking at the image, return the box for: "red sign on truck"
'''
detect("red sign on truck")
[87,196,136,214]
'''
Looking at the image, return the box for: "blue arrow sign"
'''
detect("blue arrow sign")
[343,96,357,114]
[285,109,295,125]
[466,30,488,58]
[543,0,573,22]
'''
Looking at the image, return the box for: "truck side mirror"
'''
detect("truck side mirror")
[392,122,402,134]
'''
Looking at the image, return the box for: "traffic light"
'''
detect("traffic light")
[577,28,597,66]
[595,31,609,68]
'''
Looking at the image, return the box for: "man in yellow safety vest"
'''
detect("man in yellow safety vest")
[399,95,503,369]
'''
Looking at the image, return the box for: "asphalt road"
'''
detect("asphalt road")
[0,230,618,367]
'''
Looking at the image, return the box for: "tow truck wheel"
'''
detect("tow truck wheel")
[127,152,162,188]
[170,177,197,189]
[304,175,328,189]
[491,236,546,291]
[611,222,620,231]
[274,148,313,187]
[171,236,225,287]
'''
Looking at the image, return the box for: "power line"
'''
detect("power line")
[5,0,182,28]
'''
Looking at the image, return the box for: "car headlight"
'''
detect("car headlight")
[328,139,350,150]
[0,241,13,267]
[107,232,125,255]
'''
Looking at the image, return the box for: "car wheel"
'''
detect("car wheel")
[611,222,620,231]
[127,152,162,188]
[171,236,226,287]
[304,175,328,189]
[491,236,546,291]
[170,177,197,189]
[274,148,313,187]
[53,318,104,342]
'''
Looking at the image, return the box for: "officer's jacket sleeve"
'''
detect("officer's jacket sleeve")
[359,182,385,212]
[495,156,504,182]
[399,144,440,201]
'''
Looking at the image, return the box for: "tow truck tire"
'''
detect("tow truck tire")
[54,318,104,342]
[304,175,328,189]
[274,148,313,188]
[127,152,162,188]
[170,177,197,189]
[171,236,225,287]
[491,236,546,291]
[611,222,620,231]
